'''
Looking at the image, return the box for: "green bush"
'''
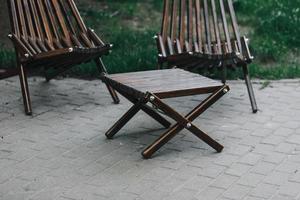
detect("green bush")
[236,0,300,61]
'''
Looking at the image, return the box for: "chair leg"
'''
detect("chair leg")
[95,58,120,104]
[141,105,171,128]
[242,64,258,113]
[142,125,182,159]
[105,103,142,139]
[221,65,227,84]
[142,86,228,158]
[105,85,120,104]
[188,125,224,152]
[18,64,32,115]
[110,87,171,129]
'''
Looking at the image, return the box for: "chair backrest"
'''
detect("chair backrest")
[158,0,243,57]
[7,0,101,57]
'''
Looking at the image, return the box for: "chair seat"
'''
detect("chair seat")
[24,45,111,69]
[104,69,224,99]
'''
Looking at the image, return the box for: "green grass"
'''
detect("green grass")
[0,0,299,80]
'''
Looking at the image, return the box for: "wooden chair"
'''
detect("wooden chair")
[156,0,258,113]
[7,0,119,115]
[101,68,230,158]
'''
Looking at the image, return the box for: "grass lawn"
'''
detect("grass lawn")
[0,0,299,79]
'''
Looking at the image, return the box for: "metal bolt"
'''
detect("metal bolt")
[110,44,114,48]
[235,51,241,56]
[158,54,163,57]
[188,52,193,55]
[223,88,229,93]
[8,34,12,38]
[68,48,73,52]
[186,123,192,129]
[149,96,155,102]
[24,53,29,58]
[153,35,158,39]
[91,29,95,32]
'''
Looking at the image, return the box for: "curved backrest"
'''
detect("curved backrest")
[7,0,99,56]
[158,0,243,57]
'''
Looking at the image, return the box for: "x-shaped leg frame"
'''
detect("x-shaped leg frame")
[105,84,229,159]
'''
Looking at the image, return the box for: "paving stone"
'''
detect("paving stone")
[237,172,265,187]
[210,174,239,190]
[249,183,278,199]
[0,77,299,199]
[278,181,300,197]
[222,184,251,200]
[197,186,225,200]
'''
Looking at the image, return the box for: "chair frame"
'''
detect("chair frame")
[156,0,258,113]
[0,69,19,80]
[100,69,230,158]
[6,0,119,115]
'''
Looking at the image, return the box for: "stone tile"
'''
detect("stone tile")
[1,77,300,199]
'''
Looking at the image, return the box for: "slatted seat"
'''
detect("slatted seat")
[7,0,119,115]
[156,0,258,113]
[102,69,223,99]
[101,68,230,158]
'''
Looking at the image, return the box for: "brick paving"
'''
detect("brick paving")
[0,77,300,200]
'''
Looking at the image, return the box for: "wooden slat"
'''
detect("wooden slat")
[51,0,72,47]
[195,0,203,53]
[227,0,242,54]
[161,0,171,42]
[187,0,193,48]
[179,0,186,48]
[219,0,232,53]
[211,0,222,54]
[170,0,178,42]
[203,0,212,53]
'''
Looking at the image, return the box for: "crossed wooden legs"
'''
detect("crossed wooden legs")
[105,85,229,159]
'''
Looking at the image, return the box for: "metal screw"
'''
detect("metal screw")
[68,48,73,52]
[153,35,158,39]
[91,29,95,32]
[24,53,29,58]
[149,96,155,102]
[235,51,241,56]
[8,34,12,38]
[188,52,193,55]
[186,123,192,129]
[158,54,163,57]
[223,88,229,93]
[110,44,114,48]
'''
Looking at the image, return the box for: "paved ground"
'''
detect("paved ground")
[1,76,300,200]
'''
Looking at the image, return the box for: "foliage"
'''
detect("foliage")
[0,0,299,80]
[235,0,300,62]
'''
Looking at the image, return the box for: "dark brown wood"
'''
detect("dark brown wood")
[101,68,230,158]
[157,0,258,113]
[0,69,18,80]
[6,0,119,114]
